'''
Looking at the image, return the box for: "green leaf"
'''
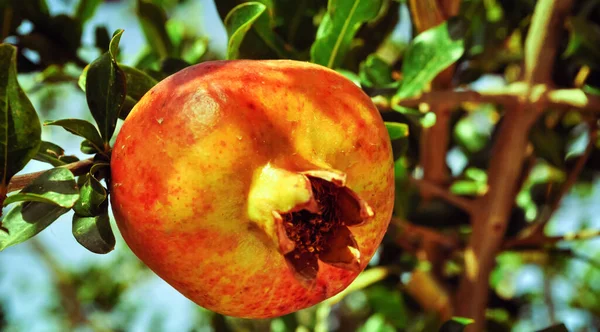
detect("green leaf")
[358,313,396,332]
[563,17,600,69]
[75,0,103,25]
[0,202,69,251]
[0,44,42,199]
[80,140,97,154]
[324,267,392,305]
[366,286,408,328]
[310,0,383,68]
[359,54,395,88]
[336,69,362,87]
[385,122,409,140]
[251,1,296,59]
[44,119,104,152]
[73,172,107,217]
[137,0,174,58]
[80,64,157,120]
[450,180,487,196]
[439,317,474,332]
[3,168,79,208]
[73,212,115,254]
[535,323,569,332]
[224,2,267,60]
[121,65,158,102]
[34,141,69,167]
[85,29,126,144]
[393,20,465,101]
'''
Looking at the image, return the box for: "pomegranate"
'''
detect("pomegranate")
[110,60,394,318]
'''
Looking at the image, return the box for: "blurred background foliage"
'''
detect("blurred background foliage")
[1,0,600,331]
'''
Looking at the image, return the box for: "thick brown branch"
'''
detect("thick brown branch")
[455,1,574,330]
[7,158,94,193]
[410,177,476,214]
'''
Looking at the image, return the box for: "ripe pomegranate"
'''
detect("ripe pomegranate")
[110,60,394,318]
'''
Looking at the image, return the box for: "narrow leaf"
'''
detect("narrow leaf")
[393,20,465,101]
[3,168,79,208]
[85,29,126,143]
[385,122,409,140]
[0,202,69,251]
[137,0,174,58]
[44,119,104,152]
[73,212,115,254]
[224,2,267,60]
[251,1,296,58]
[34,141,76,167]
[310,0,383,68]
[0,44,42,201]
[75,0,103,25]
[80,64,157,120]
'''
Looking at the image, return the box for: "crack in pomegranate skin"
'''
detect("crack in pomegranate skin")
[280,176,365,283]
[282,177,343,255]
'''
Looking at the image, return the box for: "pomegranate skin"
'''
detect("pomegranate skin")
[110,60,394,318]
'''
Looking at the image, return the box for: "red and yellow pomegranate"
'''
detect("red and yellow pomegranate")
[110,60,394,318]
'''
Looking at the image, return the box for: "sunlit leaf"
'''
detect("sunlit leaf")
[0,202,69,251]
[79,63,157,120]
[73,212,115,254]
[311,0,383,68]
[44,119,104,153]
[439,317,474,332]
[385,122,409,140]
[0,44,42,202]
[85,29,126,143]
[3,168,79,208]
[358,313,396,332]
[224,2,267,60]
[393,20,465,102]
[324,267,392,305]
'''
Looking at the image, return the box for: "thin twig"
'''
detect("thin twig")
[504,229,600,249]
[7,158,94,193]
[410,177,476,215]
[504,127,597,249]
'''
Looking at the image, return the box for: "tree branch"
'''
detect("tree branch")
[504,229,600,249]
[7,158,94,193]
[410,177,476,215]
[378,84,600,112]
[391,217,461,251]
[455,1,575,329]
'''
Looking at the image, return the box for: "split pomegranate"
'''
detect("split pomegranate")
[110,60,395,318]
